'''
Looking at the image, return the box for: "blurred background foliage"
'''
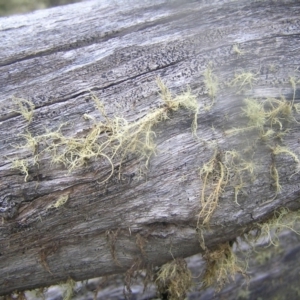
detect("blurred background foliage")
[0,0,84,16]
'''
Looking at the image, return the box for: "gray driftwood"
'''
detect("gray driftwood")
[0,0,300,297]
[31,228,300,300]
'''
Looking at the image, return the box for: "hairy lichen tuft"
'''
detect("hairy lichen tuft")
[12,97,35,123]
[156,258,193,300]
[11,159,29,182]
[13,78,199,183]
[232,44,244,56]
[203,66,218,110]
[202,242,247,292]
[198,150,228,226]
[230,71,257,91]
[47,194,69,210]
[61,278,76,300]
[258,207,300,247]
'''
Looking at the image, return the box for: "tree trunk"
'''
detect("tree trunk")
[1,0,300,296]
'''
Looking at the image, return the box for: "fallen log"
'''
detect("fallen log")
[0,0,300,297]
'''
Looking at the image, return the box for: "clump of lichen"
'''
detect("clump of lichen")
[224,77,300,201]
[257,207,300,247]
[197,72,300,295]
[202,242,246,292]
[203,66,218,110]
[156,258,193,300]
[226,96,297,136]
[12,96,35,123]
[229,71,257,91]
[198,150,228,226]
[61,278,76,300]
[11,78,199,183]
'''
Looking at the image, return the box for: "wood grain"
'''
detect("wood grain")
[0,0,300,295]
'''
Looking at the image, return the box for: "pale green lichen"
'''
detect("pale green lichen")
[202,242,247,292]
[47,194,69,210]
[230,71,257,90]
[13,78,199,183]
[11,159,29,182]
[203,66,218,110]
[156,258,193,300]
[12,96,35,123]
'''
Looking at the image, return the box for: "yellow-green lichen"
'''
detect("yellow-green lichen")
[202,242,247,292]
[11,78,199,184]
[156,258,193,300]
[12,96,35,123]
[203,66,218,110]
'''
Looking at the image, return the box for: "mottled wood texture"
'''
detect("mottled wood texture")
[46,228,300,300]
[0,0,300,295]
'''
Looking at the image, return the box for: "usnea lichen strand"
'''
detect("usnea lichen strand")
[11,78,199,183]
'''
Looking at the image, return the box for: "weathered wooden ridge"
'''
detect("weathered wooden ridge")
[0,0,300,297]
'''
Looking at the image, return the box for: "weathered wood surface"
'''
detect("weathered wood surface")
[32,228,300,300]
[0,0,300,296]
